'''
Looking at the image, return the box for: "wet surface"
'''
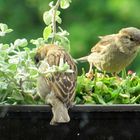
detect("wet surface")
[0,106,140,140]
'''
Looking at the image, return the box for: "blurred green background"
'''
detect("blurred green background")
[1,0,140,74]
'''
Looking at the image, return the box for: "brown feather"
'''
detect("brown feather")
[91,34,116,53]
[37,44,77,107]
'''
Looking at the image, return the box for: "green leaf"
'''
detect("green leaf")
[57,36,70,52]
[12,92,24,101]
[0,23,8,31]
[43,11,52,25]
[130,95,140,103]
[6,29,13,33]
[8,56,20,64]
[8,64,17,71]
[94,94,106,105]
[56,11,62,24]
[121,69,127,79]
[49,1,54,8]
[43,25,52,40]
[60,0,71,9]
[56,16,62,24]
[83,95,94,104]
[30,38,45,47]
[0,82,8,90]
[0,23,13,36]
[55,28,70,52]
[14,39,28,47]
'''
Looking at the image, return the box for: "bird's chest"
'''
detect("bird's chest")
[99,49,137,73]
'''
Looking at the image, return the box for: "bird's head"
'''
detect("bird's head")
[118,27,140,51]
[34,44,58,65]
[34,45,48,65]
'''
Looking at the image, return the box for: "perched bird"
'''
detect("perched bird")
[34,44,77,125]
[77,27,140,78]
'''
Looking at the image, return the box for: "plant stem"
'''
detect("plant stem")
[51,0,61,44]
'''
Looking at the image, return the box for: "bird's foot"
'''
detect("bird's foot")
[115,75,122,82]
[112,73,122,81]
[50,118,58,126]
[86,72,94,80]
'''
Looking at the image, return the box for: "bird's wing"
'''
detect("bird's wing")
[46,48,77,106]
[91,34,116,53]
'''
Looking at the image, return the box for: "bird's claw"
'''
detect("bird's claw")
[86,72,94,80]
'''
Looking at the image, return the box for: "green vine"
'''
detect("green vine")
[51,0,61,43]
[43,0,71,51]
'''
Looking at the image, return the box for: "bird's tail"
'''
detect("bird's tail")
[47,95,70,125]
[76,56,88,63]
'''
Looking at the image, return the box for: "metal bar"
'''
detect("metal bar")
[0,105,140,112]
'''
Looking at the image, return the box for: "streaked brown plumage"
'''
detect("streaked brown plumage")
[77,27,140,78]
[34,44,77,125]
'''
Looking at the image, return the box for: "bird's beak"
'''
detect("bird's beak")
[137,35,140,44]
[34,54,41,66]
[137,29,140,43]
[138,35,140,44]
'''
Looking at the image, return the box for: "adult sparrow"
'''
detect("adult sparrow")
[77,27,140,78]
[34,44,77,125]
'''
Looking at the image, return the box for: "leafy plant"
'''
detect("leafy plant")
[40,0,71,51]
[75,70,140,104]
[0,0,72,105]
[0,24,41,104]
[1,0,140,105]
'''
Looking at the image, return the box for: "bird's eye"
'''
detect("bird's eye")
[130,37,135,41]
[123,35,135,41]
[34,54,40,64]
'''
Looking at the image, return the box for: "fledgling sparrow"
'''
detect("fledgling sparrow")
[34,44,77,125]
[77,27,140,78]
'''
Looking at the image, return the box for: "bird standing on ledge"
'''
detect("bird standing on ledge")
[77,27,140,78]
[34,44,77,125]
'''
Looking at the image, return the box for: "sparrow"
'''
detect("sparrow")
[77,27,140,78]
[34,44,77,125]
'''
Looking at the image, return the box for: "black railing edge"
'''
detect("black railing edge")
[0,104,140,112]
